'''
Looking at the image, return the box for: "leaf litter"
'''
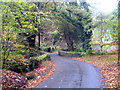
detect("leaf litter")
[1,60,55,88]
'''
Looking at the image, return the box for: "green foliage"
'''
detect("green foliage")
[74,48,85,52]
[1,2,51,71]
[2,52,50,74]
[93,10,118,43]
[29,53,50,70]
[50,31,62,45]
[85,49,94,55]
[52,2,93,51]
[1,2,50,60]
[92,10,118,53]
[2,54,30,74]
[41,46,55,52]
[30,53,50,62]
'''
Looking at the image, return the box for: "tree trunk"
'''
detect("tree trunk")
[64,32,74,51]
[38,29,41,50]
[68,37,74,50]
[27,35,36,47]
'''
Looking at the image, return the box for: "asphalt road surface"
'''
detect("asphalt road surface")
[35,53,104,88]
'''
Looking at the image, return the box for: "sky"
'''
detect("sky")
[86,0,118,14]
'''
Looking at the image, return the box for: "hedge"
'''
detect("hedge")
[30,53,50,62]
[29,52,50,70]
[41,46,55,52]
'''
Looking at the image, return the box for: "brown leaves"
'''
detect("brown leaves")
[0,69,27,88]
[24,61,56,88]
[1,60,56,88]
[100,64,119,88]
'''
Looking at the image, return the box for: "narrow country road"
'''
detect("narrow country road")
[35,53,104,88]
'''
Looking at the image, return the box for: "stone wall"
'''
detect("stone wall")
[58,51,82,57]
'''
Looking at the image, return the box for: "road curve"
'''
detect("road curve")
[35,53,104,88]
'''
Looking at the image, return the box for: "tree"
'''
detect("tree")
[52,2,93,51]
[1,2,44,61]
[92,9,118,53]
[2,3,18,61]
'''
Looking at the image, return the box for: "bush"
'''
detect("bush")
[59,49,94,57]
[29,53,50,70]
[62,48,85,53]
[3,54,30,74]
[85,49,93,55]
[74,48,85,52]
[3,52,50,74]
[41,46,54,52]
[30,53,50,62]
